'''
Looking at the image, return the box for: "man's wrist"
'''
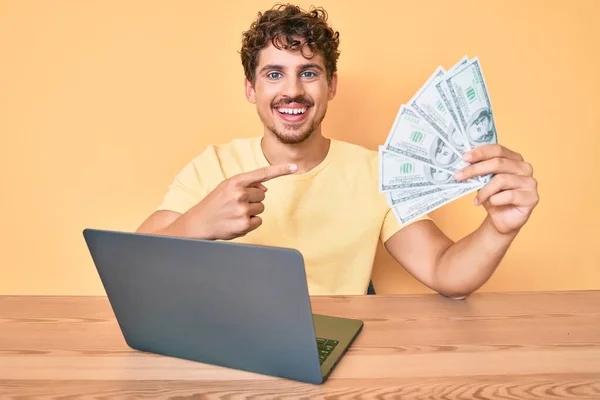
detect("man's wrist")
[158,214,215,240]
[481,216,519,247]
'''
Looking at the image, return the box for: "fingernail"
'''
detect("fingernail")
[288,164,298,172]
[454,171,464,180]
[463,152,472,162]
[473,198,479,205]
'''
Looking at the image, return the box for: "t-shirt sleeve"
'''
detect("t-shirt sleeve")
[379,206,431,243]
[155,147,216,214]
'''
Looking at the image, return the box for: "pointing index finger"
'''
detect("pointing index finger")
[235,164,298,187]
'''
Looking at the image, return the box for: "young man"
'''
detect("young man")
[136,5,539,298]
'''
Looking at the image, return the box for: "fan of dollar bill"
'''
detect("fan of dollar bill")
[380,56,498,225]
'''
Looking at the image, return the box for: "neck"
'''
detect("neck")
[261,130,330,174]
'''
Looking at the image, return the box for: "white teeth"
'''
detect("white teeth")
[277,107,307,115]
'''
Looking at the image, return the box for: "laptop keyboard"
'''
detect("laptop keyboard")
[316,337,339,365]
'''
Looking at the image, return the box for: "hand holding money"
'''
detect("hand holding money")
[454,144,539,234]
[380,56,538,227]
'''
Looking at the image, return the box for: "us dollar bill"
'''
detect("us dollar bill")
[379,147,474,191]
[392,184,482,225]
[448,55,470,74]
[408,67,469,155]
[438,56,472,150]
[384,105,472,175]
[386,186,447,206]
[440,57,498,149]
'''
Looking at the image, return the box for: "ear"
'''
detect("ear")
[328,72,338,100]
[245,77,256,104]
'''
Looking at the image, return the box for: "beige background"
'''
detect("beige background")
[1,0,598,295]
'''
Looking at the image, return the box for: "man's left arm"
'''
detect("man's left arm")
[384,144,539,299]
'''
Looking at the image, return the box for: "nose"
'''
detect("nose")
[281,75,305,100]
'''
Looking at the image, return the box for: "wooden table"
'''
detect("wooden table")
[1,292,599,399]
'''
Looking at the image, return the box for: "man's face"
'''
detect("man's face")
[245,40,337,144]
[469,116,491,142]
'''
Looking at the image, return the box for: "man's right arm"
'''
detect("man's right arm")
[136,210,188,237]
[135,163,297,240]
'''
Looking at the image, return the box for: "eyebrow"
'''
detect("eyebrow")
[259,63,324,74]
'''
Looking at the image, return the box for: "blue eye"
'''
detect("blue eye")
[267,72,282,79]
[301,71,316,78]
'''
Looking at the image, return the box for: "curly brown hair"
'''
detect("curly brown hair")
[240,4,340,85]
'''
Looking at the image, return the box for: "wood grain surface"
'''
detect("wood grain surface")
[1,292,599,399]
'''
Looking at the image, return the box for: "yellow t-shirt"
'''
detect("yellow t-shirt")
[156,136,425,295]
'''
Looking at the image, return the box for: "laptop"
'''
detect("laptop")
[82,228,363,384]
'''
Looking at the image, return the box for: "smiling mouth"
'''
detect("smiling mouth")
[275,106,308,115]
[273,104,310,123]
